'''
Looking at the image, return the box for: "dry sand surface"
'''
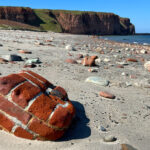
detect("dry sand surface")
[0,30,150,150]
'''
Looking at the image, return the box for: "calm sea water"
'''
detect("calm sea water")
[99,35,150,45]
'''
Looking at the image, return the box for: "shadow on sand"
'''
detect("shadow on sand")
[59,100,91,141]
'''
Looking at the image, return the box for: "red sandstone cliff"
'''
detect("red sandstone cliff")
[0,7,135,35]
[0,7,40,26]
[50,11,135,35]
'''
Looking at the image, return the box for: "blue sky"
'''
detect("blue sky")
[0,0,149,33]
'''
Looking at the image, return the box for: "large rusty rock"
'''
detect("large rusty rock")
[0,70,75,141]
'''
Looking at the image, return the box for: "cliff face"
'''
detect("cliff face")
[50,11,135,35]
[0,7,41,26]
[0,7,135,35]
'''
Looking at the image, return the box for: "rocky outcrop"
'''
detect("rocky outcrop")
[0,7,41,26]
[0,7,135,35]
[50,11,135,35]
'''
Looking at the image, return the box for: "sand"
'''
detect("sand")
[0,30,150,150]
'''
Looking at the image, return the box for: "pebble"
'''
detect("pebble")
[25,58,41,64]
[121,144,137,150]
[65,45,76,51]
[140,49,147,54]
[85,76,109,86]
[100,126,107,132]
[1,54,23,61]
[65,59,77,64]
[88,68,98,72]
[103,135,117,142]
[99,91,115,99]
[18,50,32,54]
[126,58,138,62]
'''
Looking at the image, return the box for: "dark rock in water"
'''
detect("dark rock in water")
[121,144,138,150]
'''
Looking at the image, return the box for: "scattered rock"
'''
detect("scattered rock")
[65,59,77,64]
[85,76,109,86]
[99,91,115,99]
[140,49,147,54]
[88,68,98,72]
[100,126,107,132]
[65,45,76,51]
[24,64,37,68]
[25,58,41,64]
[121,144,138,150]
[144,61,150,72]
[126,58,138,62]
[18,50,32,54]
[103,135,117,142]
[1,54,23,61]
[82,56,98,66]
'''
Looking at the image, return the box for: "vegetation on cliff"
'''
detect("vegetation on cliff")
[0,6,135,35]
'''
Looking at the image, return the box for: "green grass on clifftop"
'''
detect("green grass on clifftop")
[34,9,62,32]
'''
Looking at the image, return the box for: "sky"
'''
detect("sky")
[0,0,149,33]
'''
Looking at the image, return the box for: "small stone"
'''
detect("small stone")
[65,59,77,64]
[121,72,128,76]
[140,49,147,54]
[104,58,110,62]
[88,68,98,72]
[125,82,132,87]
[85,76,109,86]
[126,58,138,62]
[1,54,23,61]
[65,45,76,51]
[25,58,41,64]
[24,64,37,68]
[121,144,137,150]
[99,91,115,99]
[103,135,117,142]
[144,61,150,72]
[18,50,32,54]
[100,126,107,132]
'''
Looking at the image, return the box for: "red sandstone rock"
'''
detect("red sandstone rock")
[65,59,77,64]
[99,91,115,99]
[18,50,32,54]
[126,58,138,62]
[0,70,75,140]
[82,56,98,66]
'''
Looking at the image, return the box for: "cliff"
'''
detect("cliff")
[0,7,135,35]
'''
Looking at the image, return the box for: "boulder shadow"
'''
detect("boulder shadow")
[59,100,91,141]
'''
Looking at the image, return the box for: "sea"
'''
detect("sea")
[99,35,150,45]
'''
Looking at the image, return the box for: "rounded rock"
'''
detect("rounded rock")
[99,91,115,99]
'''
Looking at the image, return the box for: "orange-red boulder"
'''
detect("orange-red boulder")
[0,70,75,140]
[82,56,98,66]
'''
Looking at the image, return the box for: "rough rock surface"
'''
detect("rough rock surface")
[0,70,75,140]
[53,11,135,35]
[0,7,135,35]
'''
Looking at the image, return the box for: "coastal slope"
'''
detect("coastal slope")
[0,7,135,35]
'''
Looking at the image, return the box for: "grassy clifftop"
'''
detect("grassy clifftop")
[33,9,62,32]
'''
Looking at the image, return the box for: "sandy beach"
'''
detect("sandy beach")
[0,30,150,150]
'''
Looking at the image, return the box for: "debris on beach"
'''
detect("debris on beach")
[0,70,75,140]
